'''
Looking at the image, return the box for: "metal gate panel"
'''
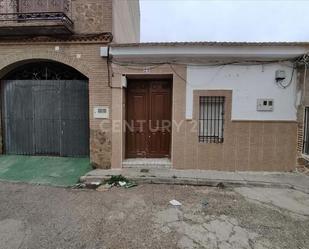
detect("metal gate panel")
[2,81,34,155]
[33,81,61,155]
[2,80,89,157]
[60,80,89,156]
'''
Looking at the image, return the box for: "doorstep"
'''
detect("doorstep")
[122,158,172,169]
[80,168,309,194]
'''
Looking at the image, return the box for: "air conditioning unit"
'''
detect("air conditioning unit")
[275,70,286,82]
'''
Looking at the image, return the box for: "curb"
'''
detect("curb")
[80,175,309,194]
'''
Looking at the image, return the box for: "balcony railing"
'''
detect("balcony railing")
[0,0,73,36]
[0,11,73,26]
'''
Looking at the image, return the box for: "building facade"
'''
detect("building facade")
[0,0,140,168]
[108,42,309,171]
[1,1,308,172]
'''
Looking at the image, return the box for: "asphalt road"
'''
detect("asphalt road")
[0,182,308,249]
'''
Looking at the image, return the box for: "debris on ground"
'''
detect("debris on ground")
[72,183,86,189]
[106,175,128,185]
[86,181,102,189]
[73,175,138,191]
[96,184,113,192]
[125,182,138,188]
[104,175,138,189]
[169,199,182,206]
[140,168,150,173]
[119,181,127,187]
[201,199,209,208]
[73,181,103,190]
[217,182,225,189]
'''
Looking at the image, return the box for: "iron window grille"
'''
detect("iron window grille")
[199,96,225,143]
[303,107,309,155]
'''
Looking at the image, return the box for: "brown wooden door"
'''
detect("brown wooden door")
[126,80,172,158]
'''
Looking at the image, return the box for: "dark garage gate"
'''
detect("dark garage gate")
[1,62,89,157]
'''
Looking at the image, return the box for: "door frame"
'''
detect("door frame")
[125,77,173,159]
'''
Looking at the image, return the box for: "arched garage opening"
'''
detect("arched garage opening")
[1,61,89,157]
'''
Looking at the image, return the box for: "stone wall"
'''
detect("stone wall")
[0,0,15,13]
[90,129,111,169]
[71,0,112,34]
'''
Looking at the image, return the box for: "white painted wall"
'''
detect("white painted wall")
[186,63,298,120]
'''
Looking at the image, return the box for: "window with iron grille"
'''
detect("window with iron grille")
[303,107,309,155]
[199,96,225,143]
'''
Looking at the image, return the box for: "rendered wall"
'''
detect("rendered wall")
[187,63,298,121]
[112,0,140,43]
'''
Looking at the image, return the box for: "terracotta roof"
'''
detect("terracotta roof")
[111,41,309,47]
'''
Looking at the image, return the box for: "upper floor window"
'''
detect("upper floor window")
[199,96,225,143]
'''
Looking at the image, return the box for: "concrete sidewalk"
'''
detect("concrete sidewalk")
[80,168,309,194]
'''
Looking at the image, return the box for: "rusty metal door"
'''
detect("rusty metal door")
[2,80,89,156]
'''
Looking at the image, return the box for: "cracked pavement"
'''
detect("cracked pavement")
[0,182,308,249]
[155,208,270,249]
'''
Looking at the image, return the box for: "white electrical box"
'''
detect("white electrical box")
[257,99,274,111]
[121,75,127,88]
[94,106,109,119]
[100,46,108,57]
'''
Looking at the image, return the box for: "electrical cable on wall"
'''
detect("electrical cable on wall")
[110,56,304,90]
[107,45,124,89]
[111,58,300,68]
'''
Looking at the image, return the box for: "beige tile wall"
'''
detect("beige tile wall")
[183,90,297,171]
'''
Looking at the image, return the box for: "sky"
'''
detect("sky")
[140,0,309,42]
